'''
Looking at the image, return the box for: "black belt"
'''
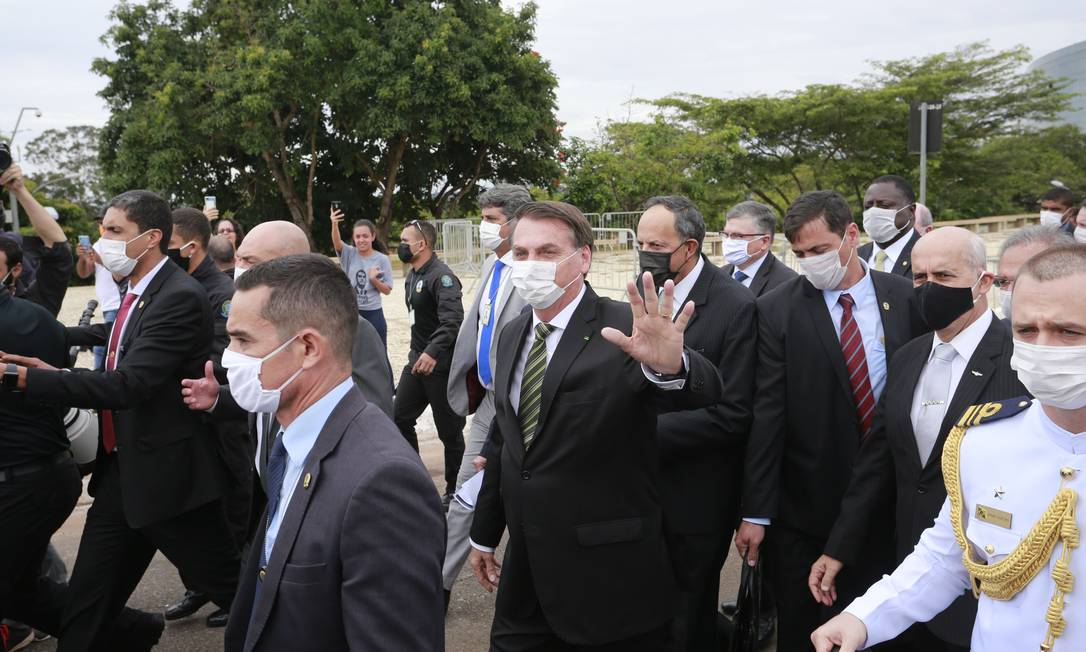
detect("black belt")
[0,451,73,483]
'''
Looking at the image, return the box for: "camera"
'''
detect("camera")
[0,142,11,172]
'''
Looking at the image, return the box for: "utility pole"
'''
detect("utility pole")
[8,106,42,231]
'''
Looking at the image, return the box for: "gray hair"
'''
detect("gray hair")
[725,201,778,237]
[207,234,235,264]
[963,231,988,271]
[998,225,1075,259]
[642,195,706,250]
[478,184,533,222]
[235,254,358,362]
[914,203,933,228]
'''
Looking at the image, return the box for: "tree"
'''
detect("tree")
[94,0,561,243]
[24,126,108,212]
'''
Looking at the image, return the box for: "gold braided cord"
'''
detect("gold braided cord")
[941,402,1080,652]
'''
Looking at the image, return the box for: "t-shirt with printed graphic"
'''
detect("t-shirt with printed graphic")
[339,247,393,311]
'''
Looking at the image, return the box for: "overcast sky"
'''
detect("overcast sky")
[2,0,1083,161]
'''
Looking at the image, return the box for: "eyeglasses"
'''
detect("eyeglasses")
[992,276,1013,290]
[720,232,768,241]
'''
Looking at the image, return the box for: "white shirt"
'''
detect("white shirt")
[822,261,888,402]
[263,377,354,566]
[847,402,1086,651]
[474,251,515,390]
[109,256,170,366]
[909,311,994,438]
[93,263,122,312]
[667,255,705,316]
[734,251,767,288]
[867,233,910,273]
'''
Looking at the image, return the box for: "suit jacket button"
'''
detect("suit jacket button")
[693,380,703,390]
[916,485,927,494]
[259,569,266,580]
[521,470,531,480]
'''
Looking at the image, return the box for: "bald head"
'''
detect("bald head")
[236,221,311,269]
[913,227,986,275]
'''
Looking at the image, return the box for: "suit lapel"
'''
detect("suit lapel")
[894,232,920,278]
[243,389,366,650]
[677,256,714,331]
[749,255,773,296]
[499,313,533,458]
[924,317,1003,474]
[801,280,852,399]
[121,261,175,350]
[533,288,598,448]
[871,271,908,358]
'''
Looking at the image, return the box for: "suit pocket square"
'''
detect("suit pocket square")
[280,561,327,585]
[575,517,644,547]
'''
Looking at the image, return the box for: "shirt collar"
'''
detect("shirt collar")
[823,259,874,311]
[497,251,515,267]
[280,377,355,463]
[739,250,768,279]
[671,255,705,308]
[1030,401,1086,455]
[127,256,171,297]
[532,283,586,333]
[932,309,993,363]
[873,231,910,262]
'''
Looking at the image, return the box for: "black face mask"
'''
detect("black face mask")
[638,244,692,289]
[914,280,976,330]
[166,248,188,272]
[397,242,415,264]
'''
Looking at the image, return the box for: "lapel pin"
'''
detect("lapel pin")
[882,302,890,311]
[138,301,145,309]
[303,473,312,489]
[583,335,590,341]
[971,370,983,377]
[902,261,909,268]
[994,487,1005,499]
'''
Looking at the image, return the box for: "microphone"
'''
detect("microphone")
[68,299,100,366]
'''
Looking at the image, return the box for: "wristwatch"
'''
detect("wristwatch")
[2,363,19,392]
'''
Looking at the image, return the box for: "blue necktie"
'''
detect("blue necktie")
[252,431,286,620]
[477,260,505,387]
[733,269,749,283]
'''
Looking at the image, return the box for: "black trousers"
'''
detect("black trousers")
[393,353,465,496]
[0,457,81,633]
[666,529,732,652]
[766,523,905,652]
[57,457,240,651]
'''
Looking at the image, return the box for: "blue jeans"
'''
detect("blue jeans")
[92,309,118,371]
[359,308,387,349]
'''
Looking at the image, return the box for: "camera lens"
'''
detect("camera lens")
[0,143,11,172]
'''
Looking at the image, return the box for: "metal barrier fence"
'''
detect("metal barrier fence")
[438,220,484,295]
[587,228,638,298]
[590,211,642,232]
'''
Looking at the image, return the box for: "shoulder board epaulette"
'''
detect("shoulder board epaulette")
[954,396,1032,429]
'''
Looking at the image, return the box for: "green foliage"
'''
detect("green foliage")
[24,126,109,213]
[566,42,1084,222]
[94,0,561,246]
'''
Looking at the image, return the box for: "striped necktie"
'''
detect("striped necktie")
[838,293,876,441]
[519,322,554,449]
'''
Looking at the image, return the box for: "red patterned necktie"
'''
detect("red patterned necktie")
[101,291,139,453]
[838,293,875,441]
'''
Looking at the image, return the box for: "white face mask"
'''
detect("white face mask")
[1000,291,1013,321]
[798,236,854,291]
[96,231,155,278]
[1010,340,1086,410]
[862,205,911,243]
[510,250,580,310]
[222,335,304,414]
[1074,226,1086,244]
[723,237,762,267]
[233,266,248,282]
[479,221,507,252]
[1039,210,1064,228]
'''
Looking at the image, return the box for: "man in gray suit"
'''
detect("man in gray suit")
[443,184,531,606]
[223,254,445,651]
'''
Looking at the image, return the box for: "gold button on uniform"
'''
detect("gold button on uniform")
[1018,401,1029,408]
[984,544,995,554]
[1060,467,1076,480]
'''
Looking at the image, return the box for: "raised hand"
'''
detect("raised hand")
[600,271,692,375]
[180,360,220,411]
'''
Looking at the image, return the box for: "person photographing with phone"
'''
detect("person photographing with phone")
[330,203,393,347]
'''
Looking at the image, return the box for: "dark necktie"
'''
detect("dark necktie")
[733,269,748,283]
[838,293,875,441]
[519,322,554,449]
[261,432,288,568]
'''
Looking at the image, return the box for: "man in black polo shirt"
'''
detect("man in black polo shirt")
[393,219,465,502]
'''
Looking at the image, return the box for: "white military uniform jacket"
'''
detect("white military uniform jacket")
[847,399,1085,651]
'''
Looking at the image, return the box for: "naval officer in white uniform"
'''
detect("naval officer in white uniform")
[812,243,1086,652]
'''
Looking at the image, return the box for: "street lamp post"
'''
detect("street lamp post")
[7,106,42,231]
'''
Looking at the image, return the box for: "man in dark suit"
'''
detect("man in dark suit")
[858,175,922,279]
[468,201,724,651]
[635,195,757,651]
[810,227,1027,652]
[734,190,926,650]
[3,190,239,650]
[223,254,444,651]
[721,200,797,296]
[164,207,250,627]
